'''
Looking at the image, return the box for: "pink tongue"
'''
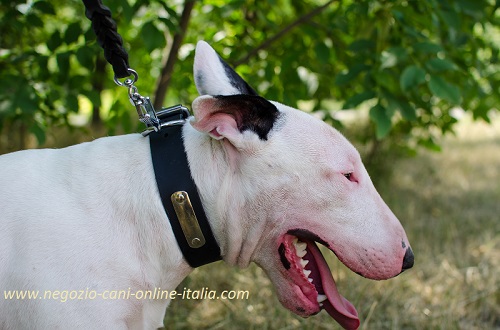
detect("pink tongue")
[308,243,360,330]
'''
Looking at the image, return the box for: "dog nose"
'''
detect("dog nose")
[401,247,414,271]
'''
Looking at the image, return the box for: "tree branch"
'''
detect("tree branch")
[232,0,336,68]
[153,0,195,110]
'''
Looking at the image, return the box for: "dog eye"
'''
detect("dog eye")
[343,172,353,181]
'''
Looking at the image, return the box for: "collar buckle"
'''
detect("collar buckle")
[141,104,191,136]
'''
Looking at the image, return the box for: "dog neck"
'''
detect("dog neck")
[182,122,268,268]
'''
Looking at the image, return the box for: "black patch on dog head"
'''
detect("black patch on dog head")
[287,229,329,248]
[219,56,258,96]
[213,94,280,140]
[278,243,291,270]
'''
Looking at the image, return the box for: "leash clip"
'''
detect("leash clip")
[129,89,160,130]
[114,69,190,134]
[114,69,160,130]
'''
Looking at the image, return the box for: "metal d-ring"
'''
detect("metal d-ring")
[113,68,139,87]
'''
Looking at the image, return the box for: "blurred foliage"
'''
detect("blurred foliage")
[0,0,499,153]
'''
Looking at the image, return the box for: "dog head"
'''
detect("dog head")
[188,41,413,330]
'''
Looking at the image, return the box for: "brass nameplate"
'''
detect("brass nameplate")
[171,191,206,248]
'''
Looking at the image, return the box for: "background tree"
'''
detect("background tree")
[1,0,498,159]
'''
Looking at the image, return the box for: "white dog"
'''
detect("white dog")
[0,41,413,329]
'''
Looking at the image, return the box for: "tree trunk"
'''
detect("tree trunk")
[153,0,195,110]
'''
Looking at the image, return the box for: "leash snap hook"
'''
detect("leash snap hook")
[113,68,139,87]
[114,68,161,131]
[128,90,160,130]
[112,67,191,135]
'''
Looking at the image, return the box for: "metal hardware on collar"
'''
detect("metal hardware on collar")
[141,104,190,136]
[113,68,138,87]
[149,124,222,268]
[111,60,190,133]
[171,191,206,249]
[112,69,162,130]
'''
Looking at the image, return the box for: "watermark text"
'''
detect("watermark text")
[3,287,249,303]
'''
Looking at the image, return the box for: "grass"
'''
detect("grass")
[163,115,500,330]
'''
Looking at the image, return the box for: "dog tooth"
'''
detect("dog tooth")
[317,294,327,303]
[308,278,313,283]
[319,302,323,307]
[296,242,307,251]
[303,269,311,277]
[300,259,309,268]
[296,249,307,258]
[292,237,299,245]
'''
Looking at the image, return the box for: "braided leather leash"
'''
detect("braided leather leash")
[82,0,163,130]
[82,0,130,79]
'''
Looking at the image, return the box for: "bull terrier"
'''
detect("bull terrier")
[0,41,413,329]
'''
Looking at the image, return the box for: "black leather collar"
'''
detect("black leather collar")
[148,109,221,268]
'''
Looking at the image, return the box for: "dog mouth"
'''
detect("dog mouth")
[278,230,360,330]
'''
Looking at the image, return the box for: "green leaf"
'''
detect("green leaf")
[343,91,376,109]
[56,52,71,78]
[83,90,101,108]
[413,42,443,54]
[386,97,417,121]
[32,1,56,15]
[158,2,179,21]
[418,137,442,152]
[335,64,369,86]
[140,22,166,53]
[428,76,461,104]
[36,56,50,80]
[76,46,96,69]
[25,13,44,28]
[399,102,417,121]
[348,39,375,52]
[47,31,62,52]
[314,42,330,64]
[64,22,82,45]
[425,58,457,72]
[456,0,487,19]
[439,10,460,32]
[158,17,179,33]
[472,101,492,122]
[400,65,426,92]
[369,104,392,139]
[30,121,46,145]
[65,93,79,112]
[374,70,398,91]
[68,75,86,90]
[15,85,38,114]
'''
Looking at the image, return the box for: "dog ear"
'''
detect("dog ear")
[191,94,280,145]
[194,41,258,96]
